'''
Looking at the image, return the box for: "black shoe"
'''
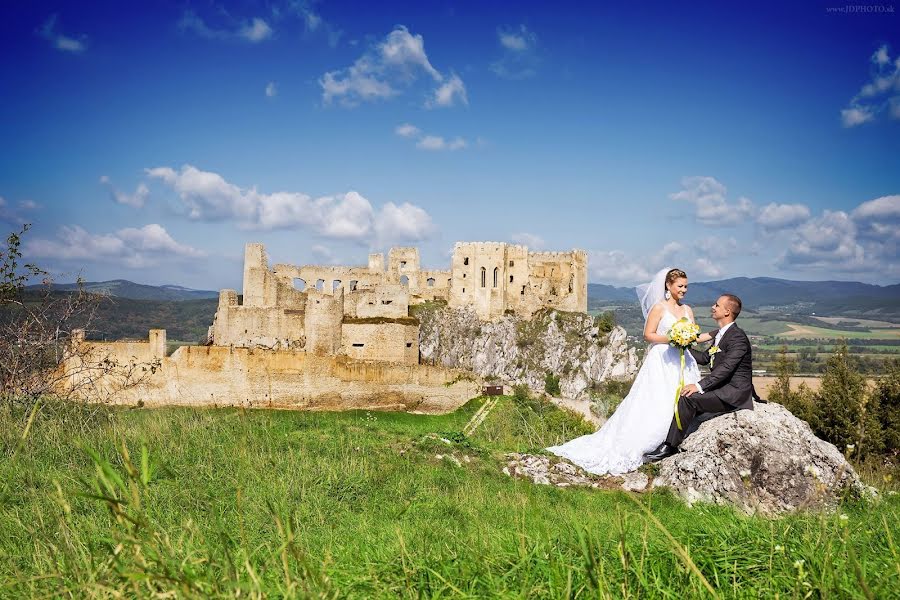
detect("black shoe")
[643,443,678,462]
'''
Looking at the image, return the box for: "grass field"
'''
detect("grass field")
[776,324,900,340]
[1,397,898,598]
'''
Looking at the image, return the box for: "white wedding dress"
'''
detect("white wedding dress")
[547,304,701,475]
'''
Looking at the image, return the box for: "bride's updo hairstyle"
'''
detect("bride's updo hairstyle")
[664,268,687,291]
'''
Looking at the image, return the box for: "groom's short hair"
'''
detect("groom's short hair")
[722,294,742,318]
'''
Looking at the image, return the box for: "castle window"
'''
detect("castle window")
[349,280,358,291]
[315,279,325,292]
[509,260,514,267]
[382,300,393,305]
[352,343,365,348]
[332,280,341,292]
[568,276,574,293]
[480,267,486,288]
[462,288,465,293]
[464,257,469,265]
[510,275,514,283]
[493,267,499,288]
[427,277,435,287]
[400,275,409,287]
[406,342,413,348]
[521,286,526,295]
[293,278,307,291]
[400,261,407,268]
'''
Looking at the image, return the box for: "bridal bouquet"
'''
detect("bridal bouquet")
[667,318,701,349]
[666,318,701,431]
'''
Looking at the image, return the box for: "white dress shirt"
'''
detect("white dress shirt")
[696,321,734,394]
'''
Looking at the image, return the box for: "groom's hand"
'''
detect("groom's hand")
[680,384,699,397]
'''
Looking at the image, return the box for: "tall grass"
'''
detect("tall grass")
[1,397,898,598]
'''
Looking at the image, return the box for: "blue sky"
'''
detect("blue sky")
[2,0,899,289]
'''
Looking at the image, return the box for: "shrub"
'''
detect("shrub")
[872,359,900,454]
[544,372,561,397]
[813,342,883,458]
[512,383,531,403]
[595,311,615,335]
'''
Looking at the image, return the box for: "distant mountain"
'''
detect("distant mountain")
[28,279,219,301]
[589,277,900,315]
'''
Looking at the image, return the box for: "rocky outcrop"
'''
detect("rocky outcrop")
[653,401,871,515]
[503,402,873,515]
[415,304,638,401]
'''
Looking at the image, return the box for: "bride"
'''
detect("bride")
[547,267,710,475]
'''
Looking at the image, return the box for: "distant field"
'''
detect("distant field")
[753,376,822,396]
[695,316,791,336]
[814,316,900,328]
[777,324,900,340]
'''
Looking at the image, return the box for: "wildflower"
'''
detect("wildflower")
[739,469,751,478]
[839,513,849,525]
[793,559,805,569]
[774,544,784,553]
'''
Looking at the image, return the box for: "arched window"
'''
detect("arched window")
[480,267,486,288]
[332,280,342,292]
[349,280,358,291]
[493,267,499,288]
[293,278,306,291]
[427,278,435,287]
[315,279,325,292]
[400,275,409,287]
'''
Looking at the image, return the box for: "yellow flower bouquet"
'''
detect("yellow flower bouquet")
[666,317,701,430]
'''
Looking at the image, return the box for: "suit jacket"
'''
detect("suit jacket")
[689,323,757,410]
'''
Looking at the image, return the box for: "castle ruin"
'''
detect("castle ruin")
[61,240,587,413]
[209,241,587,363]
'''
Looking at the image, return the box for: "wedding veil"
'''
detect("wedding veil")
[635,267,674,320]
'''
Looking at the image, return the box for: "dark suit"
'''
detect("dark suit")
[665,322,758,447]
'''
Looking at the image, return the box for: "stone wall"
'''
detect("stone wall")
[63,331,478,414]
[341,319,419,364]
[448,242,587,320]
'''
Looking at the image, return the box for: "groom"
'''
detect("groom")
[644,293,760,462]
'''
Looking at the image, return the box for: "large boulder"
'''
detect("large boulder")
[653,401,872,515]
[415,305,639,402]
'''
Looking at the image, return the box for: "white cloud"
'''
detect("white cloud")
[429,73,468,108]
[841,106,875,127]
[178,10,273,44]
[320,25,463,108]
[374,202,435,247]
[38,14,87,53]
[757,202,811,232]
[265,81,277,97]
[588,250,654,285]
[146,164,437,247]
[841,44,900,127]
[24,224,205,269]
[395,123,421,138]
[396,123,469,151]
[0,195,40,225]
[491,25,539,79]
[310,244,341,265]
[239,18,273,42]
[670,176,756,227]
[100,175,149,208]
[776,195,900,277]
[415,135,467,151]
[692,257,724,278]
[696,236,739,258]
[510,232,545,250]
[499,25,536,52]
[851,194,900,244]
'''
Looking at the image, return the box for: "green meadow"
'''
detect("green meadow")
[1,397,898,598]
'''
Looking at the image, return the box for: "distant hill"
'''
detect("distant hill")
[589,278,900,316]
[28,279,219,301]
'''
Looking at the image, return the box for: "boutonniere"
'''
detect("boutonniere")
[709,345,721,367]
